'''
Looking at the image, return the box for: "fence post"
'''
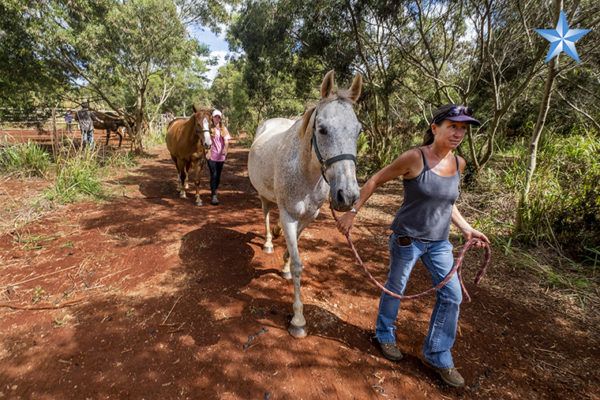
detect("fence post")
[51,107,57,158]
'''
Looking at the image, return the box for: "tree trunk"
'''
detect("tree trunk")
[515,0,562,233]
[51,107,58,158]
[133,87,147,153]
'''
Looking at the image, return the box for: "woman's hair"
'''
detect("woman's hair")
[422,104,458,145]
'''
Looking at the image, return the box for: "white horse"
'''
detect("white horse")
[248,70,362,338]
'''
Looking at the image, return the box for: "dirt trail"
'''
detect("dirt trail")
[0,144,597,399]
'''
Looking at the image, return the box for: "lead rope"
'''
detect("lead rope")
[330,204,491,302]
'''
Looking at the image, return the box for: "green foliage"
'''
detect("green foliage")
[160,57,211,117]
[143,129,167,148]
[211,62,252,134]
[27,0,210,152]
[493,132,600,262]
[100,151,138,169]
[44,151,103,203]
[0,142,51,177]
[0,1,68,114]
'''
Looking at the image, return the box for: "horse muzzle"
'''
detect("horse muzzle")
[330,186,359,212]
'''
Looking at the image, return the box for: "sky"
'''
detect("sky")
[188,25,230,83]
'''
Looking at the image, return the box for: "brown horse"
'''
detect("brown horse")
[73,110,131,148]
[166,105,212,205]
[94,111,130,147]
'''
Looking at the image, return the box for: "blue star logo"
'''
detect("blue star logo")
[536,11,590,63]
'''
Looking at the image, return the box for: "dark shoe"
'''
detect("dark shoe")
[378,342,403,361]
[422,360,465,388]
[210,195,219,205]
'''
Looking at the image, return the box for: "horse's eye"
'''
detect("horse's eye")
[319,127,328,135]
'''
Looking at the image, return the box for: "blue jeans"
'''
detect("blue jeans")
[81,128,95,148]
[375,232,462,369]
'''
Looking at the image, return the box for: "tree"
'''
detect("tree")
[33,0,206,152]
[0,1,68,119]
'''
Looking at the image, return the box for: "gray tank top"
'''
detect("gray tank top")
[390,148,460,241]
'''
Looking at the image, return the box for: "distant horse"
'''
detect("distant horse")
[94,111,130,147]
[248,70,362,338]
[74,110,130,148]
[166,105,212,205]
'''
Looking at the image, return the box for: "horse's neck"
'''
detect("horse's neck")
[292,124,325,187]
[184,116,200,146]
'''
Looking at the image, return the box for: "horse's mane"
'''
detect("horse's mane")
[167,117,187,129]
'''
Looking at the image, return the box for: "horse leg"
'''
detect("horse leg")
[260,196,275,254]
[105,129,110,146]
[184,160,191,190]
[117,129,123,148]
[280,210,307,338]
[193,161,202,206]
[281,220,308,280]
[177,159,187,198]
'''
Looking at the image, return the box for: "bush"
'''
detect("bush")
[0,141,51,177]
[504,132,599,262]
[44,150,103,203]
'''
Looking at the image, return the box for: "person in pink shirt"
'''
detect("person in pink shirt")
[207,109,231,205]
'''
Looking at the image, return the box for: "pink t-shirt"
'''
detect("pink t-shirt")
[209,127,231,162]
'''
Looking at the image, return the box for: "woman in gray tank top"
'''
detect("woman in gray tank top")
[337,104,489,388]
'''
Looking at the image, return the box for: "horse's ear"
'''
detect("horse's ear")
[320,70,336,99]
[347,73,363,103]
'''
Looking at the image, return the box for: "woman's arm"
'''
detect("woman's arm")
[336,149,420,235]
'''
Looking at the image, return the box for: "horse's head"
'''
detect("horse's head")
[192,105,212,149]
[307,70,362,212]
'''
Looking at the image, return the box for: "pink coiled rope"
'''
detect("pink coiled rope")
[331,207,491,302]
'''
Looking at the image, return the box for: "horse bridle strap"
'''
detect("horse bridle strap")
[309,109,356,183]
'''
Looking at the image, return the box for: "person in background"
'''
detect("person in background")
[64,110,73,134]
[207,109,231,205]
[336,104,490,388]
[76,102,96,149]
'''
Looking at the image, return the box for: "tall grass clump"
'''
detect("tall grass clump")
[0,141,51,177]
[44,150,103,203]
[143,128,167,148]
[100,150,137,169]
[496,131,599,262]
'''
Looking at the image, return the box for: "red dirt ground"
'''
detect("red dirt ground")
[0,143,598,399]
[1,128,125,147]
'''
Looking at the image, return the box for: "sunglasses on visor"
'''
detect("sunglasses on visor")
[432,106,474,124]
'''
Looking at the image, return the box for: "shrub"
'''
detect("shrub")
[0,141,51,177]
[44,150,103,203]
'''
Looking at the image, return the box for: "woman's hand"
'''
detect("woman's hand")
[461,227,490,247]
[336,211,356,236]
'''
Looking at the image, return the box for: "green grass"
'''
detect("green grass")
[44,150,104,203]
[474,130,599,262]
[143,128,167,147]
[0,141,51,177]
[100,150,137,169]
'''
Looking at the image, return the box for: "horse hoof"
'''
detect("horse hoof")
[195,201,203,206]
[281,271,292,280]
[179,192,187,199]
[288,324,307,338]
[263,245,274,254]
[184,184,190,190]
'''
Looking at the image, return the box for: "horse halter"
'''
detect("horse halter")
[309,108,357,184]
